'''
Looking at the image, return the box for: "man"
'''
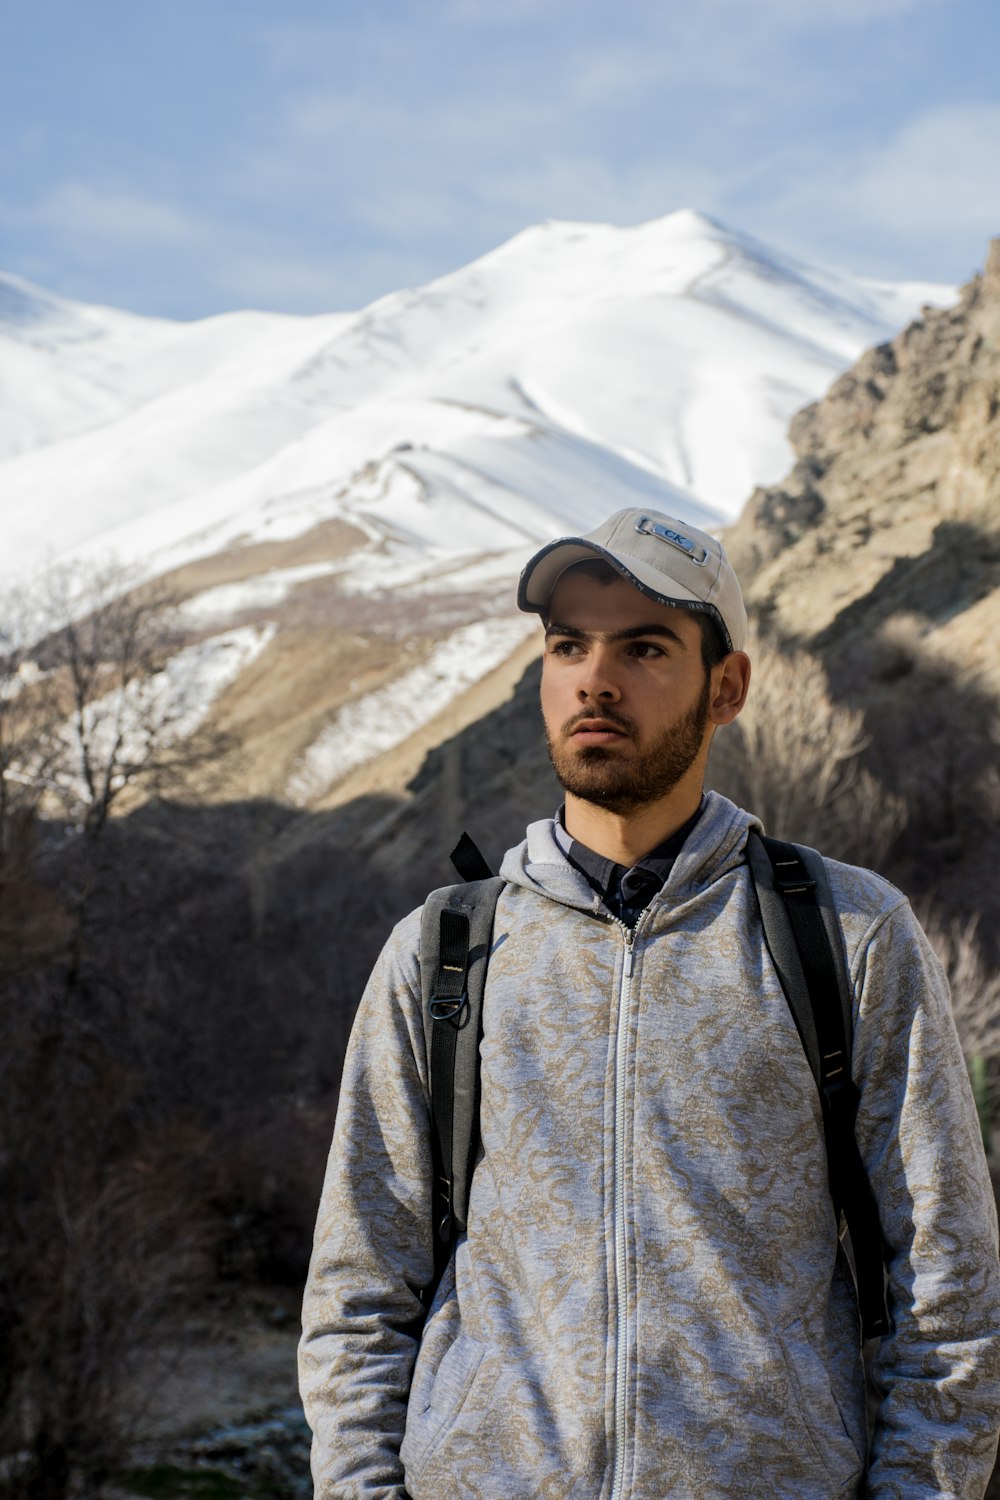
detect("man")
[299,507,1000,1499]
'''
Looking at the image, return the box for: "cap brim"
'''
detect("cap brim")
[517,537,707,618]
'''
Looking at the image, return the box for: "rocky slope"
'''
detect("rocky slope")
[722,239,1000,924]
[724,238,1000,680]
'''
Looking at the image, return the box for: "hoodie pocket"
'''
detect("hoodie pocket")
[401,1329,488,1476]
[777,1318,864,1491]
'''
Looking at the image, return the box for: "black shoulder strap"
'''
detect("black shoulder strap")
[747,830,891,1340]
[418,869,504,1306]
[450,831,495,884]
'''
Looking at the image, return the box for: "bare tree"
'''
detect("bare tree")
[925,913,1000,1063]
[0,1036,211,1500]
[707,630,906,869]
[0,559,237,1499]
[26,560,232,838]
[0,591,65,874]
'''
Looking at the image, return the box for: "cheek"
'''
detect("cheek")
[540,662,569,732]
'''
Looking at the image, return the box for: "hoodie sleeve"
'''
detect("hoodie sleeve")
[299,909,433,1500]
[850,898,1000,1499]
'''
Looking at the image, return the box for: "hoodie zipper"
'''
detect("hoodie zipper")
[610,917,638,1500]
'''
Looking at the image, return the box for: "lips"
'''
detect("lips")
[569,717,630,744]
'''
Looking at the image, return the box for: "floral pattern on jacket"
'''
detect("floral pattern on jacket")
[299,793,1000,1499]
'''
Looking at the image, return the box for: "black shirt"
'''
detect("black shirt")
[554,800,705,928]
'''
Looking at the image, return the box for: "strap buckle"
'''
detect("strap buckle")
[429,992,468,1021]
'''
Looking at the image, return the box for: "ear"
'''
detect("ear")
[708,652,751,725]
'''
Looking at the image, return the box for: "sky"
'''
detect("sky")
[2,0,1000,321]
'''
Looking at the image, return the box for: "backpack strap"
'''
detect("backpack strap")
[450,831,495,883]
[419,873,504,1307]
[746,830,891,1340]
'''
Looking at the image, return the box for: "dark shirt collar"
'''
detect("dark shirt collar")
[554,799,705,925]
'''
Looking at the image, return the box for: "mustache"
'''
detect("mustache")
[562,707,634,736]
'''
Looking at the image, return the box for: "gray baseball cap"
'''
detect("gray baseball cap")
[517,507,747,652]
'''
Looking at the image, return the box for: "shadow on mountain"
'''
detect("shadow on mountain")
[2,788,451,1493]
[790,520,1000,943]
[815,519,1000,654]
[400,655,558,872]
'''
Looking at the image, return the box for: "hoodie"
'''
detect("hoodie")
[299,792,1000,1499]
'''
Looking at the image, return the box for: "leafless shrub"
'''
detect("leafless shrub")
[921,910,1000,1063]
[0,975,213,1500]
[0,592,65,872]
[24,560,234,837]
[861,613,1000,889]
[0,559,245,1498]
[0,819,73,981]
[917,907,1000,1164]
[707,630,906,869]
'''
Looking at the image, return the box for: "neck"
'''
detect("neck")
[563,776,704,866]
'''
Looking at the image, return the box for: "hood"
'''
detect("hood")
[498,790,762,913]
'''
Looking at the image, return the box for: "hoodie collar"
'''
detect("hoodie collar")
[499,791,761,916]
[554,800,706,926]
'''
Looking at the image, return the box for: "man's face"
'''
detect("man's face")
[540,570,713,815]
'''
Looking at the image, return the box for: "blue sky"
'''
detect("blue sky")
[2,0,999,319]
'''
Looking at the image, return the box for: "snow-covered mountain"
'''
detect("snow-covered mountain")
[0,211,955,809]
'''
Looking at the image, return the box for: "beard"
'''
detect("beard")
[545,676,710,815]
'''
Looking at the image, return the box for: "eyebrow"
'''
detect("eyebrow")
[544,622,688,649]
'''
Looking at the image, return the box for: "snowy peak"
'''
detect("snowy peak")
[0,212,955,584]
[0,271,74,333]
[0,211,959,810]
[1,209,957,584]
[0,268,169,349]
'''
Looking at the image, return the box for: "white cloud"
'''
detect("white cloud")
[558,42,672,109]
[6,0,980,319]
[213,245,443,313]
[845,103,1000,236]
[727,99,1000,283]
[28,183,203,250]
[707,0,948,21]
[469,153,725,237]
[755,101,1000,262]
[287,87,568,156]
[445,0,569,20]
[262,77,727,262]
[279,54,727,248]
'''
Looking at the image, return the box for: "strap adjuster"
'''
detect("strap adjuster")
[771,855,817,896]
[429,992,468,1021]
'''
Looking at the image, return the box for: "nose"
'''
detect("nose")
[576,645,621,704]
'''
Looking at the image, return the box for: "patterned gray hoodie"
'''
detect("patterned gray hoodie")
[299,792,1000,1499]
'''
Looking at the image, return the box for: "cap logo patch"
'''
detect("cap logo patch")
[634,515,709,565]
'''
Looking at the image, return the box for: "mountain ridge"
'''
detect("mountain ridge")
[0,210,959,813]
[346,237,1000,948]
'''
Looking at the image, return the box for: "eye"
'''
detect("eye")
[627,641,665,659]
[548,639,583,657]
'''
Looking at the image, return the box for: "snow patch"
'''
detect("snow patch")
[180,565,342,626]
[50,625,275,806]
[287,616,537,804]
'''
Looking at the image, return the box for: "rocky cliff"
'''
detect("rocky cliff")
[725,239,1000,684]
[724,239,1000,930]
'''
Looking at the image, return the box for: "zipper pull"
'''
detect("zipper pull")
[623,932,635,978]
